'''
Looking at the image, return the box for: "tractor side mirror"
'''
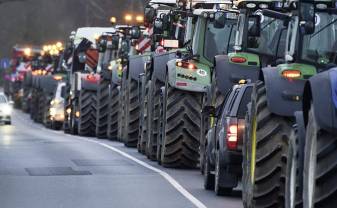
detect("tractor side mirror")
[144,6,156,25]
[214,11,226,28]
[202,106,217,117]
[130,26,141,39]
[98,38,107,53]
[154,18,164,34]
[299,2,315,34]
[248,15,261,37]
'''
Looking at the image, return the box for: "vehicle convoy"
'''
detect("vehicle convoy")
[279,1,337,208]
[62,27,115,136]
[241,0,337,207]
[203,81,253,195]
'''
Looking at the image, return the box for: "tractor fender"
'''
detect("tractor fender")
[214,54,260,95]
[262,67,306,117]
[128,55,150,81]
[166,59,209,93]
[152,51,177,83]
[303,69,337,132]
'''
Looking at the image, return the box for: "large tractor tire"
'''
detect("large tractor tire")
[242,81,290,208]
[160,81,202,168]
[147,81,163,160]
[107,85,120,140]
[123,79,140,147]
[303,105,337,208]
[78,89,96,136]
[138,79,149,154]
[95,79,110,138]
[37,94,45,123]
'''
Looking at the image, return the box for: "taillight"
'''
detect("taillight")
[86,74,99,83]
[230,56,247,63]
[226,122,238,150]
[176,61,197,70]
[282,70,301,79]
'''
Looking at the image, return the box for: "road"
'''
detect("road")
[0,110,243,208]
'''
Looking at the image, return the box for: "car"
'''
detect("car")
[0,93,13,125]
[203,81,253,195]
[49,82,66,130]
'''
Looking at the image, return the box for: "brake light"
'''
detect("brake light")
[282,70,301,79]
[230,57,247,63]
[226,124,238,150]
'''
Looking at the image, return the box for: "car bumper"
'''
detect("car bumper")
[0,115,11,122]
[219,150,242,175]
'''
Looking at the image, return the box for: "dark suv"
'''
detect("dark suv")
[203,82,253,195]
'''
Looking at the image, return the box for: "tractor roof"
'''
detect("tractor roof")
[74,27,116,46]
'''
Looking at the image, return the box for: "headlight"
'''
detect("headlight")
[3,106,12,115]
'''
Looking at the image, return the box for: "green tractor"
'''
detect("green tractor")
[200,0,293,173]
[157,0,238,168]
[241,0,335,207]
[281,1,337,207]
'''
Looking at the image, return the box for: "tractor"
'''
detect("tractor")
[280,1,337,207]
[62,27,115,136]
[241,0,335,207]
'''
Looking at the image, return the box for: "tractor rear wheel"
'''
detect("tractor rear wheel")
[243,81,290,208]
[107,85,120,140]
[78,89,96,136]
[147,81,163,160]
[303,105,337,208]
[160,82,202,168]
[124,79,140,147]
[95,79,110,138]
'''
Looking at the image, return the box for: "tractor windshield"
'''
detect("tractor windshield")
[204,19,237,61]
[301,12,337,66]
[247,14,286,58]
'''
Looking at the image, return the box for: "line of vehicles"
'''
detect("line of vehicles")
[3,0,337,207]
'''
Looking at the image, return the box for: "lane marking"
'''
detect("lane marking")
[15,112,208,208]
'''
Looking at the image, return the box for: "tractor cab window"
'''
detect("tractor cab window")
[301,12,337,66]
[204,19,237,61]
[247,13,285,58]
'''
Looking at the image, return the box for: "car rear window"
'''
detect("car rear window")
[237,87,253,119]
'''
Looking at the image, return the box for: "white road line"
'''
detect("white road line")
[16,112,208,208]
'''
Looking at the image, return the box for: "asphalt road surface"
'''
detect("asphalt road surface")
[0,110,243,208]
